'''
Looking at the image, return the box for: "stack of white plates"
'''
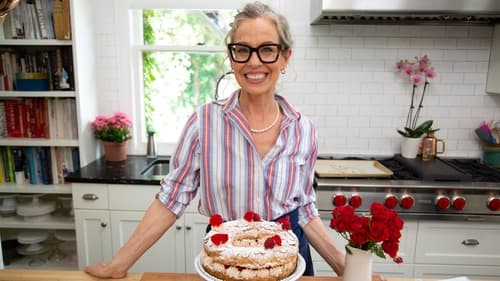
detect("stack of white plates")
[0,194,17,217]
[16,194,56,221]
[16,230,50,256]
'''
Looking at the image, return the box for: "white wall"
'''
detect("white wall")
[92,0,500,158]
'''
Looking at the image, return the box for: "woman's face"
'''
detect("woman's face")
[229,17,291,98]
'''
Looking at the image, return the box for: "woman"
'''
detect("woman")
[85,1,346,278]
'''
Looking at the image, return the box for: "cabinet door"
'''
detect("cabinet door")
[74,209,112,269]
[414,264,500,280]
[415,221,500,266]
[110,211,185,273]
[183,213,209,273]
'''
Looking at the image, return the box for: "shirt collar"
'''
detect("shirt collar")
[216,89,301,121]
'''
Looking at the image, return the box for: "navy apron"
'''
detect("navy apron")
[274,208,315,276]
[205,210,315,276]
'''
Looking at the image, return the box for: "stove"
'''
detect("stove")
[315,155,500,222]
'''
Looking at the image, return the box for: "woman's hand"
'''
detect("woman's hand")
[84,261,127,279]
[373,273,387,281]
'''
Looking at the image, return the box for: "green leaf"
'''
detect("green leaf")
[397,120,434,138]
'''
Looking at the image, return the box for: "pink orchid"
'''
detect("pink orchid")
[396,55,437,131]
[410,74,424,85]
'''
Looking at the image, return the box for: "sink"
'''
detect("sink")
[140,159,170,178]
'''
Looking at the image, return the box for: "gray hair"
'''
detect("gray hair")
[225,1,293,51]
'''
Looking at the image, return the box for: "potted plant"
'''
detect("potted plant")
[396,55,437,158]
[91,112,132,161]
[397,119,433,159]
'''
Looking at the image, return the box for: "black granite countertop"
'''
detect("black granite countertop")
[65,155,170,185]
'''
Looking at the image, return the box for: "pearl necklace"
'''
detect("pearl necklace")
[250,102,280,134]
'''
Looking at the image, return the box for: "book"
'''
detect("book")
[24,147,37,184]
[50,0,70,40]
[34,0,49,39]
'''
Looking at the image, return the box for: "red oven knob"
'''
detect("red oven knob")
[349,194,362,208]
[452,196,467,211]
[400,194,414,209]
[487,197,500,211]
[384,194,398,209]
[436,195,450,210]
[332,193,347,207]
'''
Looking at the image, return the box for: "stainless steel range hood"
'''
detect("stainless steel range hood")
[311,0,500,25]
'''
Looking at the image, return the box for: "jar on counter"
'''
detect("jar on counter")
[421,130,445,161]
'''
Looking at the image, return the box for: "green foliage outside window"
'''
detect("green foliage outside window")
[142,9,235,142]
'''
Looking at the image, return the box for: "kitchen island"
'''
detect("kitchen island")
[0,269,477,281]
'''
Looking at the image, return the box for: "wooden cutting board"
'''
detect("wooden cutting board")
[315,160,393,178]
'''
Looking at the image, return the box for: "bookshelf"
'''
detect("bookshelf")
[0,0,98,270]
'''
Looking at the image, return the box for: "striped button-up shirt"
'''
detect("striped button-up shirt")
[156,91,319,227]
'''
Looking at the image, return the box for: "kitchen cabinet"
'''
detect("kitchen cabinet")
[486,24,500,94]
[0,0,98,270]
[414,221,500,280]
[0,187,75,270]
[311,215,416,278]
[313,217,500,280]
[72,183,207,273]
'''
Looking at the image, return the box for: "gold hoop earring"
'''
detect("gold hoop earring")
[281,69,286,75]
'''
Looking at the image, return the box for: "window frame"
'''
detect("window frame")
[114,0,258,155]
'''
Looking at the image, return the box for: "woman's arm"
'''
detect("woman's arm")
[84,198,177,278]
[303,216,345,276]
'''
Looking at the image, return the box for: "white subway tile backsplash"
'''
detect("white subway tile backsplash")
[364,38,387,48]
[469,26,494,38]
[443,50,469,61]
[329,48,352,60]
[340,37,364,48]
[409,38,434,48]
[330,25,354,36]
[387,38,411,49]
[444,26,470,38]
[434,39,457,49]
[453,62,478,73]
[463,73,487,84]
[318,37,341,47]
[92,1,500,157]
[466,49,491,61]
[305,48,329,59]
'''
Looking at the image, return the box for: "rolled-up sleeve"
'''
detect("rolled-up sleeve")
[156,112,201,217]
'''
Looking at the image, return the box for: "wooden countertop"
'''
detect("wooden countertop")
[0,269,478,281]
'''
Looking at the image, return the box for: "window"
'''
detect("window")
[130,7,238,146]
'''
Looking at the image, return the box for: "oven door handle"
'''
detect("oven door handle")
[461,239,480,246]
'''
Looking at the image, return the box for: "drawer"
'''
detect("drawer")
[415,221,500,266]
[108,185,158,211]
[72,183,109,209]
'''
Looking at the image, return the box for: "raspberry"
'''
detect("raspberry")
[211,233,228,246]
[243,211,261,222]
[209,214,224,227]
[272,235,282,246]
[277,216,291,230]
[264,237,275,249]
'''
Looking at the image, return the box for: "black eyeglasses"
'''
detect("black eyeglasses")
[227,43,282,63]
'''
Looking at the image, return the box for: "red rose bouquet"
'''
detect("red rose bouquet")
[330,202,404,263]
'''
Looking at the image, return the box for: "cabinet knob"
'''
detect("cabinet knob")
[82,193,99,201]
[461,239,479,246]
[101,222,107,228]
[186,226,191,231]
[176,225,182,230]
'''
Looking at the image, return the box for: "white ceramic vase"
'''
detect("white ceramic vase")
[343,245,373,281]
[401,137,421,159]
